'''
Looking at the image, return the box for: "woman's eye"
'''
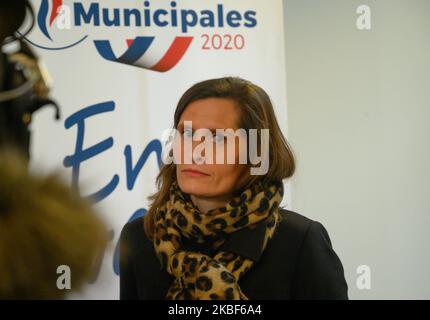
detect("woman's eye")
[183,130,193,138]
[214,133,225,144]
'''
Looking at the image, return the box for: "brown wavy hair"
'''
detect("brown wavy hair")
[144,77,295,240]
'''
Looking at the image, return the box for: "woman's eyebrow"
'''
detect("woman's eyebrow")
[177,122,234,131]
[178,127,236,134]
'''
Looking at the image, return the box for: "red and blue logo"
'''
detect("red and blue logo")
[37,0,63,41]
[30,0,89,50]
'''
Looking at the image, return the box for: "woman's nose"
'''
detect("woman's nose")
[191,140,205,164]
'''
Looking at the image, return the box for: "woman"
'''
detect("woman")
[120,77,348,300]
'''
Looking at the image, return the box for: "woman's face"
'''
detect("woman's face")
[175,98,248,200]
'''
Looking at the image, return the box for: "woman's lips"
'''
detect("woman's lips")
[182,169,210,177]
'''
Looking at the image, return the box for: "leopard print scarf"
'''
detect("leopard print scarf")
[153,179,283,300]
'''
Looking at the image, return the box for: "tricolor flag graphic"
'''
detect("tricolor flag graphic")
[94,36,193,72]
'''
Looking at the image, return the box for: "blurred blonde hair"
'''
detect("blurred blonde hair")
[0,150,108,299]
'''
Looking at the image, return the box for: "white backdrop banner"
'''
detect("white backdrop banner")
[26,0,288,299]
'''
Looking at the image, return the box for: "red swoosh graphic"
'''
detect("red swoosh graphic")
[151,37,193,72]
[49,0,63,26]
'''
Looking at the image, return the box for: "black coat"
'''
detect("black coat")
[119,209,348,300]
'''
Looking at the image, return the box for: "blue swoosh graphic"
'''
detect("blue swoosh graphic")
[37,0,52,41]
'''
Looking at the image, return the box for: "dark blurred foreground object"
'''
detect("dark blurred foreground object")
[0,151,108,299]
[0,0,60,160]
[0,2,26,44]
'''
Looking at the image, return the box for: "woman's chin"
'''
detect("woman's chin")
[178,179,211,196]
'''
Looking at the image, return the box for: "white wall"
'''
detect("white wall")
[284,0,430,299]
